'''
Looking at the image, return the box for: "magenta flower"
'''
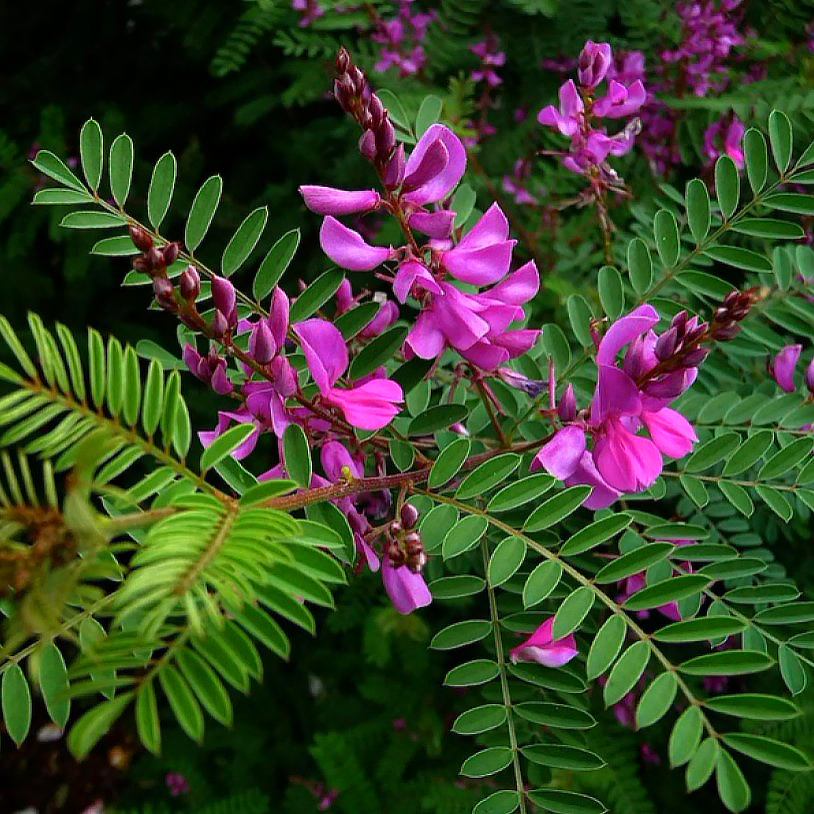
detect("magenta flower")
[183,345,233,395]
[469,36,506,88]
[806,359,814,395]
[592,79,646,119]
[769,344,802,393]
[382,560,432,615]
[319,217,393,271]
[578,40,612,89]
[294,319,403,430]
[703,115,745,170]
[299,186,380,215]
[509,618,578,668]
[537,80,583,137]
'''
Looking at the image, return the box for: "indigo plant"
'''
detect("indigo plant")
[4,6,814,813]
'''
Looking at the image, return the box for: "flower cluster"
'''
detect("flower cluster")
[702,114,746,170]
[301,50,540,372]
[537,40,645,180]
[371,0,436,78]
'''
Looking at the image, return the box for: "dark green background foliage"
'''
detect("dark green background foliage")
[4,1,814,813]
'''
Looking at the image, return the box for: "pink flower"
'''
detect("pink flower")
[294,319,403,430]
[509,617,578,668]
[319,217,393,271]
[769,344,801,393]
[382,560,432,614]
[537,80,583,137]
[299,186,380,216]
[578,40,612,89]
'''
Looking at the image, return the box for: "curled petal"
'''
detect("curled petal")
[442,241,515,286]
[405,309,447,359]
[319,216,392,271]
[382,561,432,615]
[456,203,510,250]
[641,408,697,459]
[593,418,662,493]
[531,426,586,480]
[596,305,660,367]
[293,318,348,394]
[400,139,449,193]
[591,365,642,425]
[563,451,622,510]
[402,124,467,206]
[408,209,455,239]
[393,260,441,304]
[299,185,380,215]
[509,618,578,668]
[484,260,539,306]
[325,379,403,430]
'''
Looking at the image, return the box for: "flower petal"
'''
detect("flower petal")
[382,562,432,615]
[596,305,660,367]
[402,124,467,206]
[532,426,586,480]
[299,185,379,215]
[293,318,348,394]
[641,408,697,459]
[319,216,391,271]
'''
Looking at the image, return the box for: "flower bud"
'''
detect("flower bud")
[670,310,688,334]
[349,66,365,94]
[162,242,180,267]
[368,94,385,127]
[211,277,237,320]
[152,276,174,301]
[805,359,814,396]
[577,40,612,90]
[249,320,276,365]
[358,129,377,161]
[335,47,350,74]
[654,328,678,361]
[179,266,200,301]
[375,117,396,157]
[129,225,153,252]
[400,503,419,529]
[683,348,710,365]
[211,309,229,339]
[146,247,165,271]
[557,384,577,422]
[132,255,151,275]
[383,144,406,190]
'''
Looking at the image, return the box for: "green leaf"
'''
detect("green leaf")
[282,424,311,489]
[199,424,256,471]
[566,294,595,346]
[743,128,767,194]
[452,704,506,735]
[39,643,70,729]
[335,302,380,341]
[60,211,126,229]
[487,537,526,586]
[684,431,741,472]
[704,694,799,720]
[222,206,268,277]
[722,430,773,476]
[603,641,649,706]
[522,561,562,608]
[768,110,793,173]
[624,575,709,611]
[685,179,711,244]
[552,586,594,639]
[723,733,809,771]
[669,705,703,766]
[724,583,799,604]
[408,404,468,436]
[428,438,470,489]
[429,575,485,600]
[763,193,814,215]
[756,602,814,625]
[755,484,792,521]
[443,515,488,559]
[306,501,355,564]
[716,750,751,813]
[79,118,103,191]
[758,436,814,479]
[523,744,605,771]
[586,615,626,680]
[654,209,680,266]
[514,702,596,730]
[147,151,177,229]
[686,737,719,791]
[420,504,459,553]
[594,543,673,584]
[704,245,772,273]
[2,663,31,745]
[559,513,630,556]
[91,235,140,256]
[488,473,555,512]
[654,616,746,643]
[158,666,203,741]
[715,156,739,218]
[636,671,678,728]
[626,238,653,295]
[109,133,134,207]
[289,269,345,323]
[253,228,300,301]
[33,188,93,205]
[176,649,232,725]
[680,650,774,676]
[598,265,624,318]
[542,324,571,371]
[699,558,765,580]
[431,619,491,650]
[779,645,807,695]
[509,663,586,694]
[524,486,591,531]
[135,683,161,755]
[457,454,520,500]
[185,175,223,252]
[527,789,606,814]
[472,790,519,814]
[460,747,512,778]
[731,218,803,239]
[444,659,499,687]
[452,183,476,229]
[348,324,408,380]
[416,94,443,138]
[67,693,134,759]
[142,360,164,437]
[31,149,86,193]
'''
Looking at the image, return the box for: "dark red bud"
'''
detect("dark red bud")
[152,277,174,300]
[335,48,350,74]
[162,242,180,267]
[179,266,200,301]
[358,130,377,161]
[146,247,164,270]
[211,309,229,338]
[375,117,396,157]
[129,225,153,252]
[400,503,419,529]
[132,256,151,274]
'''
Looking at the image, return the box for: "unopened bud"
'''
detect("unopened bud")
[368,94,385,127]
[335,47,350,74]
[805,359,814,395]
[711,323,740,341]
[358,129,377,161]
[557,384,577,422]
[211,309,229,338]
[129,225,153,252]
[400,503,419,529]
[249,320,276,365]
[179,266,200,301]
[383,144,406,190]
[375,117,396,157]
[349,66,365,93]
[162,242,180,267]
[146,247,164,271]
[211,277,237,320]
[683,347,710,365]
[152,276,174,300]
[132,256,151,275]
[389,520,403,536]
[654,328,679,361]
